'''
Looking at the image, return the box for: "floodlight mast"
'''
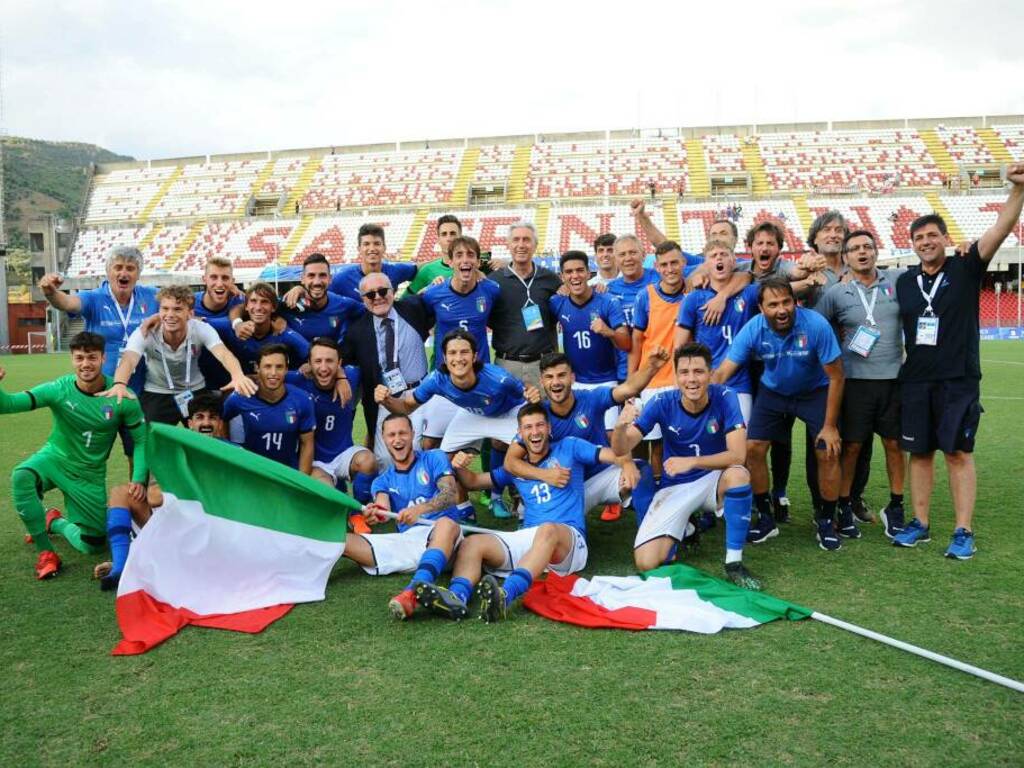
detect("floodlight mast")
[0,33,9,352]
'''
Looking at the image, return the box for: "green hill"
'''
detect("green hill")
[2,136,132,249]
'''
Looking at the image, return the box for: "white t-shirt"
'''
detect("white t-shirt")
[125,319,224,394]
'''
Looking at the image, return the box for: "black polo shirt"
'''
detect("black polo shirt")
[897,243,986,382]
[489,263,562,358]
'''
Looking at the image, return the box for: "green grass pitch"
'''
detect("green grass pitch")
[0,346,1022,767]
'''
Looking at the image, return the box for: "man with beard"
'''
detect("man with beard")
[589,233,619,287]
[280,253,365,345]
[408,215,463,294]
[713,279,846,551]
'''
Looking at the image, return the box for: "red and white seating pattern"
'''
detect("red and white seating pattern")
[703,134,745,175]
[473,144,515,185]
[941,197,1024,248]
[759,130,942,192]
[539,206,668,257]
[148,159,264,219]
[934,127,993,166]
[84,166,180,224]
[416,209,533,262]
[301,149,461,210]
[258,155,309,198]
[65,225,155,275]
[994,125,1024,162]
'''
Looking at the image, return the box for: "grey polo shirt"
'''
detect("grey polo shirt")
[489,263,562,358]
[814,268,906,380]
[738,258,796,283]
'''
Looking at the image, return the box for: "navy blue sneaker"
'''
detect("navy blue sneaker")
[944,528,976,560]
[747,512,779,545]
[816,518,842,551]
[879,504,905,540]
[772,495,791,524]
[893,518,930,548]
[837,503,861,539]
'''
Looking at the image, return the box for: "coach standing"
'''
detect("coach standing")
[489,221,561,389]
[893,164,1024,559]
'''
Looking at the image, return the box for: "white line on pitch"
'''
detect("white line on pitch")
[982,359,1024,366]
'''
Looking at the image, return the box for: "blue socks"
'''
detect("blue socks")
[103,506,133,590]
[630,460,656,526]
[502,568,533,607]
[723,484,752,563]
[351,472,376,504]
[450,576,473,605]
[406,548,447,591]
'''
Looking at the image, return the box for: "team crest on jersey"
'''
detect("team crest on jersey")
[102,405,114,421]
[795,333,809,349]
[329,316,339,328]
[285,410,297,424]
[706,419,719,435]
[734,297,746,313]
[882,285,893,297]
[476,297,487,313]
[417,468,430,485]
[575,413,590,429]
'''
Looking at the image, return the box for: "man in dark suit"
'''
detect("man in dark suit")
[341,272,431,462]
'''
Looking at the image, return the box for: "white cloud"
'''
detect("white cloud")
[2,0,1022,159]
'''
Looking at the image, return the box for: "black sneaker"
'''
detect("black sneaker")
[747,512,779,545]
[816,518,842,552]
[851,496,876,524]
[475,574,508,623]
[696,510,717,532]
[724,562,763,591]
[879,504,905,540]
[771,495,791,524]
[837,503,862,539]
[414,583,469,621]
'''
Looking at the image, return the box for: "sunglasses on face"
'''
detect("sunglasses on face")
[362,287,391,300]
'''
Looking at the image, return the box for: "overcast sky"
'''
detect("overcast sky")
[3,0,1023,160]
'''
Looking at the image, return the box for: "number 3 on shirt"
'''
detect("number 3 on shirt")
[530,483,552,504]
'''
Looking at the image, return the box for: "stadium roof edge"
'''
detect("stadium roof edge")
[91,113,1024,174]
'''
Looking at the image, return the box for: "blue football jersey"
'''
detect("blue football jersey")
[606,269,658,379]
[222,385,317,469]
[280,291,365,344]
[220,325,311,374]
[550,293,626,383]
[285,364,360,463]
[727,308,841,396]
[329,262,418,302]
[421,278,500,367]
[491,436,601,535]
[634,384,746,487]
[73,281,159,392]
[370,449,464,532]
[543,386,616,479]
[412,363,525,417]
[193,291,244,389]
[677,284,760,394]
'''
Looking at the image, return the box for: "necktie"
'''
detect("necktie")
[382,317,396,369]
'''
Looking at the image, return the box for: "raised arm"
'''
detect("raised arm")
[630,199,666,247]
[978,164,1024,262]
[38,274,82,314]
[373,385,421,416]
[613,345,670,402]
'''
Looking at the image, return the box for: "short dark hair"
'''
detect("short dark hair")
[257,343,290,364]
[593,233,616,251]
[654,240,682,257]
[807,211,848,253]
[448,235,481,260]
[758,276,795,304]
[673,342,713,369]
[909,213,948,238]
[439,329,483,375]
[711,219,739,239]
[745,221,785,249]
[188,391,223,420]
[436,214,462,234]
[358,223,386,246]
[302,252,330,271]
[559,250,589,271]
[69,331,105,353]
[539,352,572,372]
[842,229,877,254]
[516,402,548,424]
[382,412,413,430]
[308,336,340,359]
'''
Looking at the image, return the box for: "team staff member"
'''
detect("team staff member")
[815,230,907,540]
[893,164,1024,559]
[489,221,561,389]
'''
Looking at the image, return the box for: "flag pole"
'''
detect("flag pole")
[811,611,1024,693]
[375,509,497,536]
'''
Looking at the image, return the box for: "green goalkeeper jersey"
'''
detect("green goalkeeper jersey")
[406,258,453,294]
[0,374,148,482]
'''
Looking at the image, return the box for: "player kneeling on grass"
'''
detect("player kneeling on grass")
[418,403,640,622]
[338,413,473,620]
[93,391,226,590]
[611,343,762,591]
[1,332,148,580]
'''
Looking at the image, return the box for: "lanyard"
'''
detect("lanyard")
[854,283,879,326]
[157,327,192,392]
[108,284,135,343]
[916,274,943,315]
[510,265,537,307]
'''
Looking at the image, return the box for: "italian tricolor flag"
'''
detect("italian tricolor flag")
[113,424,358,655]
[524,564,810,633]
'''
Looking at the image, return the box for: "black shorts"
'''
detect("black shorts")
[841,379,900,443]
[141,390,189,426]
[748,386,828,443]
[899,377,983,455]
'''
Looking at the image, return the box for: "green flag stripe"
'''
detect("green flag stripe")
[147,424,358,543]
[642,563,812,624]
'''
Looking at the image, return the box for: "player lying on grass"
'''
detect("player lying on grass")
[93,391,227,590]
[611,343,762,591]
[337,413,473,620]
[502,348,667,524]
[415,403,640,623]
[1,332,148,580]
